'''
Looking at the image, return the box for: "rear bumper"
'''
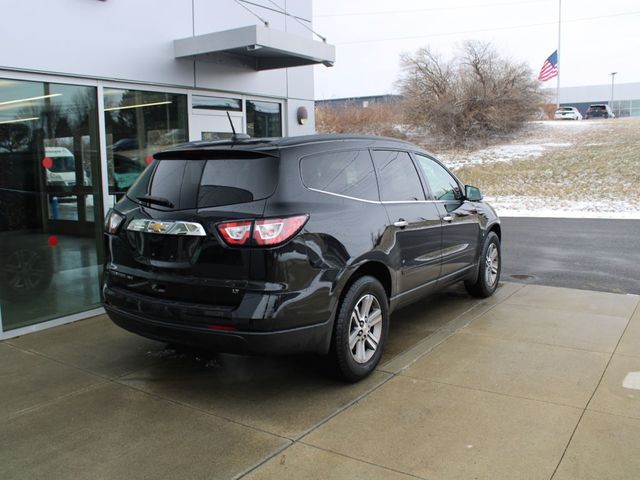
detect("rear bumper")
[105,304,332,355]
[103,287,334,355]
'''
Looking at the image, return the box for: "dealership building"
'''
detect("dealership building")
[558,82,640,117]
[316,83,640,118]
[0,0,334,338]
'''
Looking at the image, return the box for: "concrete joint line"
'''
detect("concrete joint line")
[549,296,640,480]
[381,282,527,375]
[237,285,528,479]
[1,381,108,424]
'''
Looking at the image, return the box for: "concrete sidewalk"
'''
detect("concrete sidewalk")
[1,283,639,479]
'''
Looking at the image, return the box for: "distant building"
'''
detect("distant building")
[316,83,640,119]
[552,82,640,117]
[316,94,402,109]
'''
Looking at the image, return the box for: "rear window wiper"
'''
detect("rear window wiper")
[136,195,174,209]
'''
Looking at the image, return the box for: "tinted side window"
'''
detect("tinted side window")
[126,161,155,200]
[414,154,461,201]
[300,150,379,201]
[371,150,424,201]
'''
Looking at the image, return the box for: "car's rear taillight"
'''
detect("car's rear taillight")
[104,209,125,234]
[217,220,252,246]
[253,215,309,246]
[216,215,309,247]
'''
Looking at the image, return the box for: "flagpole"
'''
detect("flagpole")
[556,0,561,108]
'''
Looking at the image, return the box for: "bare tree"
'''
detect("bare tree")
[398,41,543,145]
[0,123,30,152]
[315,102,405,139]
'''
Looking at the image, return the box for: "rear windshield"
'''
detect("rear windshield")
[590,105,606,110]
[126,156,278,210]
[199,158,278,207]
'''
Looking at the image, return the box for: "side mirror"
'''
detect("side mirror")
[465,185,483,201]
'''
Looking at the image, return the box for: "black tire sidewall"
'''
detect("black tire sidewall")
[333,276,389,381]
[478,232,501,296]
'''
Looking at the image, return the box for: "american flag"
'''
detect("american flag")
[538,50,559,82]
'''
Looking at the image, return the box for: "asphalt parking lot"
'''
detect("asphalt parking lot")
[502,217,640,294]
[2,282,640,479]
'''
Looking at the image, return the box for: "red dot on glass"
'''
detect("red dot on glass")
[145,155,153,165]
[42,157,53,169]
[47,235,58,247]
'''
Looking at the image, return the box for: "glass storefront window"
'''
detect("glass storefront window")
[104,88,187,201]
[0,78,103,331]
[246,100,282,138]
[192,95,242,111]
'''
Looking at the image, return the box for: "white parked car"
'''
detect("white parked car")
[554,106,582,121]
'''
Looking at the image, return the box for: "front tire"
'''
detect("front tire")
[330,276,389,382]
[465,231,501,298]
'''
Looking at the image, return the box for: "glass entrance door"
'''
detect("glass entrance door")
[0,79,104,331]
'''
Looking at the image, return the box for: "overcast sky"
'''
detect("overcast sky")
[312,0,640,99]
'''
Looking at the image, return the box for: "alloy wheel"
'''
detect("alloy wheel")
[3,249,46,291]
[485,243,499,287]
[348,293,382,364]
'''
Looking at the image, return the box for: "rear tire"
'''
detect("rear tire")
[330,276,389,382]
[465,232,501,298]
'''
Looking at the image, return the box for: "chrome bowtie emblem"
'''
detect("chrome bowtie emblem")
[148,221,167,233]
[127,219,206,236]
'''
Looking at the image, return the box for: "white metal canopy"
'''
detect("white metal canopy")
[174,25,335,70]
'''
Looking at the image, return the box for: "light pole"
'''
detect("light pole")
[610,72,617,115]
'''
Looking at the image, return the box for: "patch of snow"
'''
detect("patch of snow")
[485,196,640,219]
[532,120,601,128]
[444,142,572,169]
[541,142,573,147]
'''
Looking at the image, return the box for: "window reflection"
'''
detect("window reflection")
[192,95,242,111]
[246,100,282,138]
[104,88,187,201]
[0,78,102,331]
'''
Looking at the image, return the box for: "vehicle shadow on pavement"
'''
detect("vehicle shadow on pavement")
[113,284,482,438]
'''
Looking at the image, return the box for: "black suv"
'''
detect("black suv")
[585,104,614,119]
[103,135,501,380]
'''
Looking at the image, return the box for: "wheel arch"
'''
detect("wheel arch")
[487,222,501,241]
[340,261,393,304]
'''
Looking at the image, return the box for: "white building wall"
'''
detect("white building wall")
[0,0,318,134]
[558,82,640,103]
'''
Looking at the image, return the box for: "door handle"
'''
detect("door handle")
[442,215,453,223]
[393,219,409,228]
